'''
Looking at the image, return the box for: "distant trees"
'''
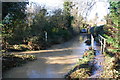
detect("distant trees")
[2,0,96,51]
[29,7,73,47]
[23,1,76,50]
[2,1,74,51]
[62,0,97,33]
[63,1,73,29]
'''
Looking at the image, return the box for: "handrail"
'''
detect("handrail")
[98,34,106,53]
[99,34,106,40]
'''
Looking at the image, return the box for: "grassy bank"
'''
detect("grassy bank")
[2,53,37,72]
[101,51,120,79]
[65,49,96,79]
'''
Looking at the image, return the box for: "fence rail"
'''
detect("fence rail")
[98,34,106,53]
[91,34,106,53]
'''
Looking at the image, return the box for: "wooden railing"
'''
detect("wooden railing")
[91,34,106,53]
[98,34,106,53]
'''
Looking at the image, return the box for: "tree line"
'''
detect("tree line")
[2,1,85,51]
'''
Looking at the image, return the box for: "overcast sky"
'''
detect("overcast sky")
[28,0,109,21]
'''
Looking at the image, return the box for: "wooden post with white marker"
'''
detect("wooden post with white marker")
[91,34,94,49]
[45,31,47,42]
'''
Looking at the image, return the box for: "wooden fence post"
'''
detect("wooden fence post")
[91,34,94,49]
[103,39,106,53]
[45,31,47,42]
[99,35,106,53]
[99,38,103,53]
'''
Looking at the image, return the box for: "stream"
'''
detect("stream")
[3,33,101,78]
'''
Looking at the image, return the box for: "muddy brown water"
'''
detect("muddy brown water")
[3,33,100,78]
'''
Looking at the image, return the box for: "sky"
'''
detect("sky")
[28,0,109,23]
[87,1,109,21]
[29,0,64,10]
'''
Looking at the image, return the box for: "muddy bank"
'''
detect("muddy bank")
[65,49,97,78]
[2,53,37,72]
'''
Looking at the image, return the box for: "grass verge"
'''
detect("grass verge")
[101,52,120,79]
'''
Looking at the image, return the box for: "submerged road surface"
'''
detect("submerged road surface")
[3,33,100,78]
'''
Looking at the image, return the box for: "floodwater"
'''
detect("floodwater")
[90,50,104,78]
[3,33,100,78]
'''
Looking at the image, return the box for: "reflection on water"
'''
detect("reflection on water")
[3,33,100,78]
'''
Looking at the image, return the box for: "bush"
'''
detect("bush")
[48,27,72,44]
